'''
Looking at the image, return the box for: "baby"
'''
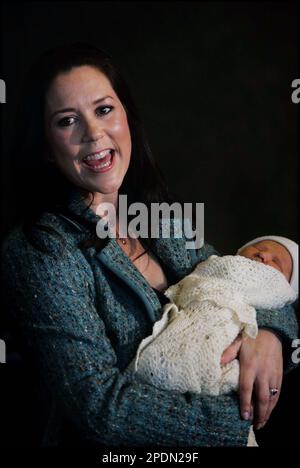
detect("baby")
[131,235,298,446]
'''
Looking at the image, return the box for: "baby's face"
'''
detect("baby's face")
[238,240,292,282]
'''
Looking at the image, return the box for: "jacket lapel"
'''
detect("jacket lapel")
[150,234,194,280]
[62,188,194,323]
[97,239,162,323]
[96,223,194,323]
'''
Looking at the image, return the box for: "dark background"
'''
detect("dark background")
[0,0,299,448]
[0,0,298,252]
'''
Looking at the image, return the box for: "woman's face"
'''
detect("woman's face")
[45,65,132,206]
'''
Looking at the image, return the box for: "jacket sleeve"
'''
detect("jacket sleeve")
[194,242,299,372]
[254,303,299,373]
[1,232,251,447]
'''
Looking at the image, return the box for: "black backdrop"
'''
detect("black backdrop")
[0,1,298,251]
[0,0,299,449]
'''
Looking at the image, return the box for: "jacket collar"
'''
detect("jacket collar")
[61,187,193,322]
[63,186,193,273]
[64,185,102,227]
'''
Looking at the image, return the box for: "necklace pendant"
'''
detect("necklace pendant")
[121,238,127,245]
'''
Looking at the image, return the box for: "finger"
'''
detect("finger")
[221,336,243,365]
[249,402,254,421]
[262,381,282,426]
[239,362,256,420]
[253,377,270,429]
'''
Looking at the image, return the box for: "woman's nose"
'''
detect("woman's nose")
[82,119,103,142]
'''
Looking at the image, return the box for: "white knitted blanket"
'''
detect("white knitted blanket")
[133,255,297,396]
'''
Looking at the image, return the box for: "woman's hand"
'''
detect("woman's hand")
[238,329,283,429]
[221,329,283,430]
[221,334,243,366]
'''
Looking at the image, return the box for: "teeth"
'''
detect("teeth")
[84,149,112,161]
[93,160,112,169]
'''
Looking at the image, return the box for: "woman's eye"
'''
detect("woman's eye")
[96,105,113,116]
[57,116,77,127]
[56,106,112,127]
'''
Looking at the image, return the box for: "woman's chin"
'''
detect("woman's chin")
[88,181,122,197]
[76,172,118,193]
[97,181,121,193]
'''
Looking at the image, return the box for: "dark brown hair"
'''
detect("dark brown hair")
[10,42,177,255]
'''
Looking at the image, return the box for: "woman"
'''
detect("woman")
[1,43,298,447]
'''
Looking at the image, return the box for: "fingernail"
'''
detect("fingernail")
[242,411,249,420]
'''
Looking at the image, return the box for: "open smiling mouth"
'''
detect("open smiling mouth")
[82,149,115,173]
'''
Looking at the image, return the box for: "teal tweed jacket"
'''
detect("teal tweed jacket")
[1,189,298,447]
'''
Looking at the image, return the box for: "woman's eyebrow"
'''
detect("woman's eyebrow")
[50,95,114,119]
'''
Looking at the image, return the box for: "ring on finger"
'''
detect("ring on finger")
[269,387,279,397]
